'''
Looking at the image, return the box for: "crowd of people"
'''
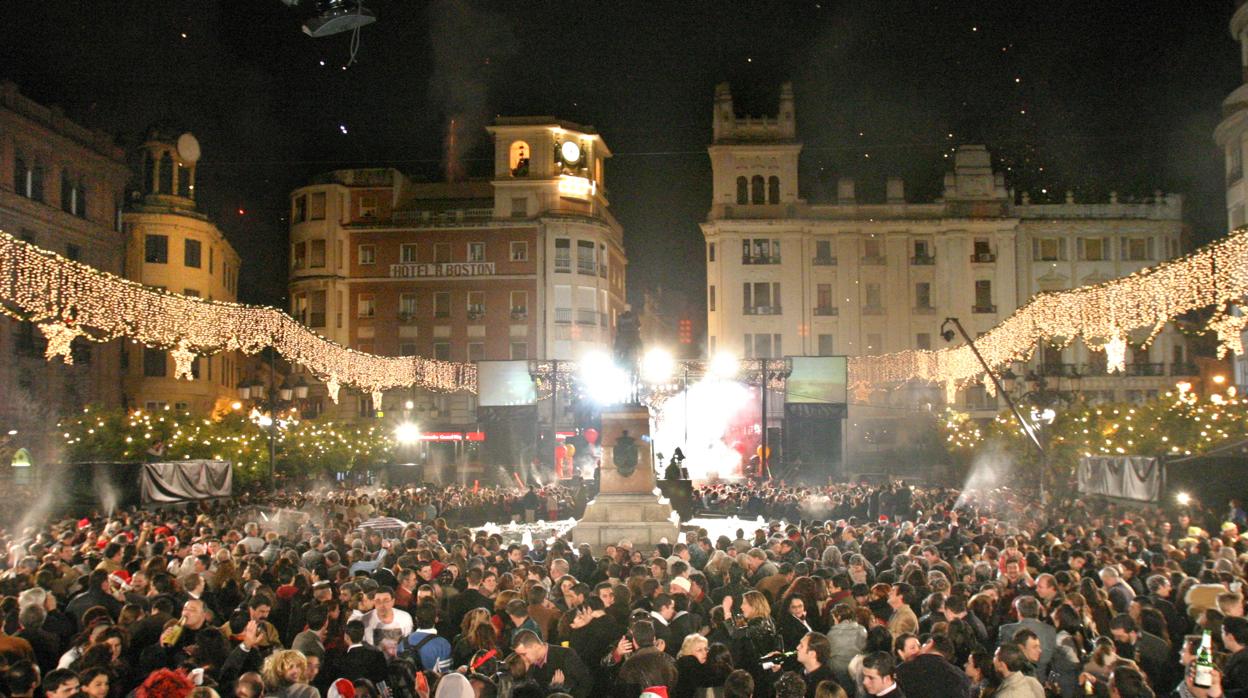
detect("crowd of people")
[0,479,1244,698]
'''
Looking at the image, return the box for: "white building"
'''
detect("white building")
[1215,0,1248,392]
[702,83,1191,474]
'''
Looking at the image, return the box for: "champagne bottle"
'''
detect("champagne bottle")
[162,617,185,647]
[1083,679,1094,695]
[1194,629,1215,689]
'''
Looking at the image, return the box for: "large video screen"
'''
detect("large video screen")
[785,356,848,405]
[476,360,537,406]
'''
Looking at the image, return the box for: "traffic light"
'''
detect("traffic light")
[679,319,692,344]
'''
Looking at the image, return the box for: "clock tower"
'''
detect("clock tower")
[707,82,803,219]
[486,117,611,219]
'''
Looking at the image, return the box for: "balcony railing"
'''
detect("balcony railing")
[971,252,996,263]
[861,255,886,265]
[812,256,837,266]
[813,306,839,316]
[1125,362,1165,377]
[577,262,596,275]
[398,311,418,323]
[554,308,572,324]
[1170,361,1198,376]
[743,305,782,315]
[576,309,598,325]
[1080,363,1109,376]
[973,304,997,314]
[742,255,782,265]
[1039,363,1080,378]
[911,254,935,265]
[510,308,528,321]
[862,305,885,315]
[554,257,571,273]
[467,305,485,321]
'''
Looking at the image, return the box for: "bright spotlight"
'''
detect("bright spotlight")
[1030,408,1056,425]
[1176,492,1191,506]
[231,401,243,411]
[641,348,675,384]
[579,351,632,405]
[394,422,421,444]
[257,414,274,428]
[709,352,739,379]
[1213,374,1227,385]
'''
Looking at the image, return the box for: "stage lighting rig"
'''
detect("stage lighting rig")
[280,0,376,38]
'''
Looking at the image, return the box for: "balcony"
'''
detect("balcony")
[1125,362,1165,377]
[576,309,598,325]
[554,258,571,273]
[1080,363,1109,376]
[813,306,839,316]
[970,252,996,263]
[510,308,528,321]
[972,304,997,314]
[742,255,782,265]
[812,256,837,266]
[1170,361,1198,376]
[398,311,418,323]
[911,254,936,265]
[861,255,886,265]
[743,305,782,315]
[1039,363,1080,378]
[577,262,596,275]
[467,305,486,321]
[862,305,885,315]
[913,305,936,315]
[555,308,572,324]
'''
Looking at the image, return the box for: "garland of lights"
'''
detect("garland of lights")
[3,226,1248,398]
[0,231,476,399]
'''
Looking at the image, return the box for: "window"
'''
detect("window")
[358,244,375,265]
[184,239,202,268]
[433,342,451,361]
[510,342,528,360]
[177,163,191,198]
[972,239,994,262]
[468,342,485,363]
[1122,237,1153,261]
[65,244,81,262]
[818,334,835,356]
[743,282,781,314]
[577,240,595,274]
[357,293,376,318]
[916,333,932,350]
[159,153,173,194]
[184,289,200,297]
[467,291,485,319]
[511,197,528,217]
[143,348,167,377]
[309,192,326,220]
[434,292,451,318]
[744,333,782,358]
[399,293,418,319]
[468,242,485,262]
[145,234,169,264]
[310,239,326,268]
[751,175,765,204]
[509,141,531,176]
[14,157,30,198]
[816,283,833,314]
[742,238,780,264]
[974,280,994,312]
[863,238,883,262]
[293,195,307,223]
[77,179,88,218]
[708,243,716,262]
[309,290,326,327]
[915,282,932,309]
[768,176,780,204]
[1079,237,1107,261]
[359,193,378,218]
[510,291,528,318]
[510,241,528,261]
[400,244,418,263]
[913,239,934,263]
[708,285,716,312]
[434,243,451,263]
[145,401,168,412]
[1033,237,1063,261]
[864,283,882,309]
[814,239,834,264]
[1231,141,1244,182]
[209,246,214,273]
[399,342,417,356]
[736,177,748,205]
[61,171,75,213]
[292,242,306,270]
[554,238,571,273]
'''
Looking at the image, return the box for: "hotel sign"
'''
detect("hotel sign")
[389,262,495,278]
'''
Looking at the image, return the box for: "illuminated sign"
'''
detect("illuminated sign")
[558,174,596,200]
[389,262,495,278]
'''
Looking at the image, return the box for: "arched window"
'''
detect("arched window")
[736,176,748,204]
[143,153,155,194]
[177,162,191,198]
[509,141,531,177]
[751,175,765,204]
[158,152,174,195]
[768,176,780,204]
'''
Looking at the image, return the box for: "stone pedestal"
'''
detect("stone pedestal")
[572,404,679,550]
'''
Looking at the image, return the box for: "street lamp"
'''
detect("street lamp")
[641,347,675,385]
[394,422,421,445]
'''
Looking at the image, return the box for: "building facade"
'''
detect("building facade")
[703,83,1193,473]
[122,127,242,414]
[288,117,626,444]
[1216,0,1248,391]
[0,81,131,463]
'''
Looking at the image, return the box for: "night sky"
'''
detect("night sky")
[2,2,1240,337]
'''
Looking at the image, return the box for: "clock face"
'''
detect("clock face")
[560,141,582,165]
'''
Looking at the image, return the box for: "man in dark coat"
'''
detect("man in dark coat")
[796,632,837,698]
[894,635,971,698]
[327,620,388,685]
[511,628,594,698]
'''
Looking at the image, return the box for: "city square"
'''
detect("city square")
[1,3,1248,698]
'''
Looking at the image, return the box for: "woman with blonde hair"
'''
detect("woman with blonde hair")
[723,591,782,694]
[674,634,713,698]
[261,650,317,698]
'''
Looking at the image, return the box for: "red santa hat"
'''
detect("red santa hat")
[78,518,92,530]
[327,679,355,698]
[640,688,669,698]
[110,570,132,586]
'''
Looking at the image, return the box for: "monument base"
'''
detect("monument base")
[571,492,680,550]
